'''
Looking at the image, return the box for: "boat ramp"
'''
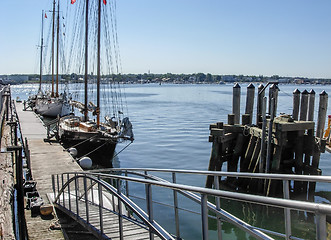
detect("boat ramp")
[1,84,331,240]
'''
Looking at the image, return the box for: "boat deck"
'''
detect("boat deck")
[16,102,83,240]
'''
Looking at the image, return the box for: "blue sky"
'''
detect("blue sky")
[1,0,331,78]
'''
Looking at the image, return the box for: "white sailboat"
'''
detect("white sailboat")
[34,0,71,118]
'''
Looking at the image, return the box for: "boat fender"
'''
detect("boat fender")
[68,148,78,157]
[79,157,92,169]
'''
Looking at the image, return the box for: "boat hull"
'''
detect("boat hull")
[35,100,71,118]
[59,125,117,168]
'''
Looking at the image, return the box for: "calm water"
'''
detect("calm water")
[11,83,331,239]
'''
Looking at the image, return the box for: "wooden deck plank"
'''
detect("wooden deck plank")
[15,102,83,240]
[16,103,163,239]
[60,197,161,239]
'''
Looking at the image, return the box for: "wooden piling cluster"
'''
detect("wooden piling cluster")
[206,83,328,198]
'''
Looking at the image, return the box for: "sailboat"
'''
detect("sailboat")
[25,10,47,110]
[34,0,71,118]
[58,0,134,167]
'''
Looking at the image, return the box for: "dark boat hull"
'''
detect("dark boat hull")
[60,130,117,168]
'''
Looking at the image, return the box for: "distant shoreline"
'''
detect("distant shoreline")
[1,73,331,85]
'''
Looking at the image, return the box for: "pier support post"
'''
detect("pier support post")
[256,84,264,126]
[309,92,328,198]
[292,89,301,121]
[233,83,241,124]
[308,89,315,122]
[316,91,328,139]
[269,84,278,117]
[245,83,255,125]
[206,124,222,188]
[299,90,309,121]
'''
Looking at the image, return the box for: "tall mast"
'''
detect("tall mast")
[55,0,60,97]
[51,0,56,97]
[96,0,101,126]
[84,0,89,121]
[39,10,44,92]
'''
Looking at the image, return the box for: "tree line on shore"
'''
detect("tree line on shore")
[2,73,331,85]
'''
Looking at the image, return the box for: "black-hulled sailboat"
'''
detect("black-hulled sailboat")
[58,0,134,168]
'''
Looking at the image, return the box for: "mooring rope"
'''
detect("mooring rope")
[64,135,98,151]
[77,140,110,160]
[111,141,132,161]
[77,137,129,161]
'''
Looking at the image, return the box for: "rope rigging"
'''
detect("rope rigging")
[61,0,128,127]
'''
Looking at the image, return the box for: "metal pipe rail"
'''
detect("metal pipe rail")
[54,170,331,240]
[105,168,331,183]
[52,173,174,240]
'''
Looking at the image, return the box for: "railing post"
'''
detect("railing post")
[316,213,326,240]
[125,170,129,197]
[125,170,130,217]
[214,176,222,240]
[57,174,60,202]
[117,179,124,240]
[282,180,291,240]
[84,174,89,224]
[201,194,209,240]
[112,178,116,211]
[52,175,56,202]
[75,173,79,216]
[172,172,180,239]
[25,137,32,179]
[90,178,94,204]
[145,183,154,240]
[98,175,104,236]
[14,121,17,146]
[67,173,71,212]
[62,174,65,207]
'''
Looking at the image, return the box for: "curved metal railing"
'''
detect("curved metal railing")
[52,169,331,240]
[51,173,174,240]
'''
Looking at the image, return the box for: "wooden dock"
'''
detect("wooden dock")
[15,102,83,240]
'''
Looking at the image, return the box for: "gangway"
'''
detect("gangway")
[51,169,331,240]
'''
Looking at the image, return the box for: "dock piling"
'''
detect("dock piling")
[299,90,309,121]
[316,91,328,138]
[256,84,264,126]
[245,83,255,124]
[207,84,328,198]
[232,83,241,124]
[292,89,301,121]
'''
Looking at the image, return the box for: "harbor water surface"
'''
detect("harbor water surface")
[12,83,331,239]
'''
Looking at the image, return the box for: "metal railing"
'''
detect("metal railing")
[52,173,174,240]
[52,168,331,240]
